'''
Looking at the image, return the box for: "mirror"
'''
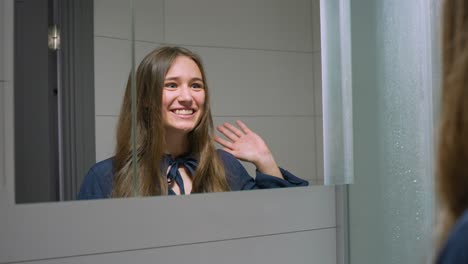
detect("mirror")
[11,0,335,203]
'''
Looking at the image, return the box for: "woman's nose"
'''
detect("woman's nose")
[177,85,193,103]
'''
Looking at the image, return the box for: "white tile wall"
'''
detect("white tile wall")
[0,82,4,190]
[315,116,324,184]
[95,0,165,42]
[314,51,323,116]
[94,37,132,116]
[165,0,313,52]
[312,0,321,52]
[133,0,165,42]
[95,116,119,161]
[94,0,132,39]
[135,41,162,63]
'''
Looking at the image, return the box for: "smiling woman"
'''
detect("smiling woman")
[77,46,309,199]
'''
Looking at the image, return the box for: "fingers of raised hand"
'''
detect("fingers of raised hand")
[214,135,234,150]
[216,125,237,142]
[223,122,245,137]
[217,123,242,141]
[235,120,251,134]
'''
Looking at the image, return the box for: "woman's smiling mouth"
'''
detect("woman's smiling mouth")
[172,109,195,115]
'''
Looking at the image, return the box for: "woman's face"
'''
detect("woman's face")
[162,56,206,135]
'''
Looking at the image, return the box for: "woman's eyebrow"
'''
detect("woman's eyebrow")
[164,77,203,82]
[191,77,203,82]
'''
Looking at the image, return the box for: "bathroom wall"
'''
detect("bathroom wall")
[94,0,324,184]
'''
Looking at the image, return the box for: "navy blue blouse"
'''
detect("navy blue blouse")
[437,209,468,264]
[77,149,308,199]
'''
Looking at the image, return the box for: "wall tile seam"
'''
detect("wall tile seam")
[0,82,4,189]
[311,0,318,54]
[313,49,321,53]
[94,35,317,55]
[162,0,166,43]
[311,43,322,182]
[0,227,337,264]
[313,115,320,182]
[163,43,318,55]
[96,114,324,118]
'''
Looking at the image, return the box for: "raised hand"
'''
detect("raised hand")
[214,120,282,178]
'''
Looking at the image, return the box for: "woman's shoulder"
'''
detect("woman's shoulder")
[456,209,468,228]
[77,157,114,199]
[447,210,468,244]
[86,157,115,185]
[448,210,468,242]
[88,157,114,174]
[437,210,468,263]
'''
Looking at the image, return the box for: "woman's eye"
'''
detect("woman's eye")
[165,82,177,89]
[191,83,204,89]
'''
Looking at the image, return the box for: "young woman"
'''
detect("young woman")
[435,0,468,262]
[78,46,308,199]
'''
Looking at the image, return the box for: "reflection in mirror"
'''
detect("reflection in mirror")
[14,0,324,203]
[82,46,310,198]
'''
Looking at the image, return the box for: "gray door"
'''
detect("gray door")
[14,0,95,203]
[14,0,58,203]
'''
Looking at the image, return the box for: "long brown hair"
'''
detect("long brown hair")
[436,0,468,249]
[111,46,230,197]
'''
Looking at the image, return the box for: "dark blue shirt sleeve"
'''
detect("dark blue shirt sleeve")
[217,149,309,191]
[437,210,468,264]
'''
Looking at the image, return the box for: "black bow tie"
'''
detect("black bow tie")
[164,155,198,195]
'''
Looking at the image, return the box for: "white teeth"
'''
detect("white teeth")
[174,109,193,115]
